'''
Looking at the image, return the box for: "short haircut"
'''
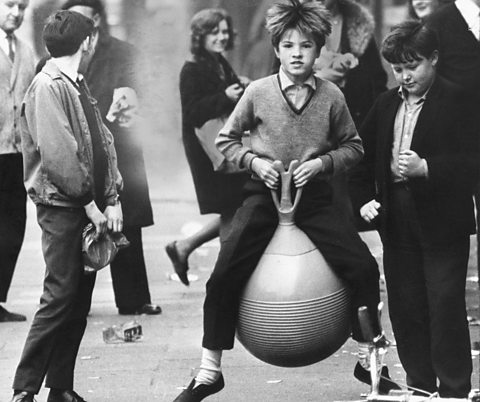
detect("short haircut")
[43,10,94,57]
[190,8,235,59]
[381,20,438,64]
[265,0,331,50]
[61,0,106,18]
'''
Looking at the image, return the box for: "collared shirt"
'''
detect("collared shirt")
[278,67,316,111]
[456,0,480,40]
[391,87,428,182]
[0,31,15,61]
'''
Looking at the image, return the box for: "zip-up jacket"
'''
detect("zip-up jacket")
[21,60,122,207]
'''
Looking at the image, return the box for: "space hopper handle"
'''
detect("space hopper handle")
[270,160,302,225]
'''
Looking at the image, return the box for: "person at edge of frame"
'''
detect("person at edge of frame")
[358,19,478,399]
[10,10,123,402]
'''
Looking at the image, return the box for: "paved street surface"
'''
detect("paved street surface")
[1,194,479,401]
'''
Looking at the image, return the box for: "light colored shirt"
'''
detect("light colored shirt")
[391,87,427,182]
[278,67,316,111]
[0,32,15,62]
[0,35,35,154]
[456,0,480,40]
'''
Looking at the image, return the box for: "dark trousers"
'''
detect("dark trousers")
[0,153,26,302]
[202,180,380,350]
[110,226,151,310]
[13,205,96,394]
[382,184,471,398]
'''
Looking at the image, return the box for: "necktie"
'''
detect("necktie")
[6,34,14,62]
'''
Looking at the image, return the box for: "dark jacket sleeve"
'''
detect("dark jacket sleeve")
[180,62,235,128]
[426,97,480,191]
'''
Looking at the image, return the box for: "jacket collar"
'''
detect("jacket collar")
[42,59,83,82]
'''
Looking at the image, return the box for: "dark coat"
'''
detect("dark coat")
[336,0,388,129]
[355,77,479,244]
[86,33,153,228]
[179,54,247,215]
[426,3,480,97]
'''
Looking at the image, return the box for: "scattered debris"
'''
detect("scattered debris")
[168,272,199,283]
[80,355,99,360]
[103,321,143,343]
[468,316,480,326]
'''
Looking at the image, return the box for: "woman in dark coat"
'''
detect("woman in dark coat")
[166,8,249,286]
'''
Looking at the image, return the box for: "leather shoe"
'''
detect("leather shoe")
[10,392,35,402]
[0,306,26,322]
[354,362,401,394]
[118,303,162,315]
[173,374,225,401]
[165,241,189,286]
[47,389,86,402]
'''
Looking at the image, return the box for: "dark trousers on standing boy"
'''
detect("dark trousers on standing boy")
[381,183,472,397]
[13,205,96,393]
[0,154,26,303]
[202,179,380,350]
[110,226,152,311]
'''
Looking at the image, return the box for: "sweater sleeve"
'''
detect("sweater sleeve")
[324,90,364,175]
[23,79,93,201]
[215,83,256,170]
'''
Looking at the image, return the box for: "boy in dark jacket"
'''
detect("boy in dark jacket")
[358,20,479,399]
[11,10,122,402]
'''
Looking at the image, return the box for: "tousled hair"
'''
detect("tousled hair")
[265,0,331,50]
[381,20,438,64]
[189,8,235,61]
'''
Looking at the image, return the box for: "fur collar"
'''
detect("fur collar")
[337,0,375,57]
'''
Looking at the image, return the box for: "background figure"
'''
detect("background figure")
[313,0,387,129]
[426,0,480,287]
[62,0,160,316]
[241,0,277,80]
[408,0,454,20]
[0,0,35,323]
[302,0,387,231]
[166,8,248,286]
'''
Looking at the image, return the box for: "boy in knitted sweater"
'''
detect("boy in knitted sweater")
[173,2,391,401]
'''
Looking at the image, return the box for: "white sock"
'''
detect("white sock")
[194,348,222,386]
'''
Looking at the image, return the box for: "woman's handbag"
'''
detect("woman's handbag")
[194,116,250,173]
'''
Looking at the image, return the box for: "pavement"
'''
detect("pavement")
[1,194,480,402]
